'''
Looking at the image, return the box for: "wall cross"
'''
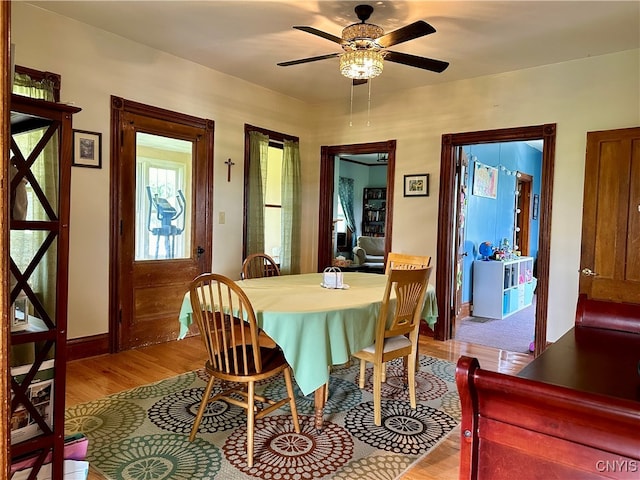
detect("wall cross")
[224,158,235,182]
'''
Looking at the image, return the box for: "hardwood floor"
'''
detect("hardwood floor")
[66,335,533,480]
[399,337,533,480]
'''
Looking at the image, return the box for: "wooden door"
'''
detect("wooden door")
[515,174,533,256]
[453,147,469,329]
[111,97,213,351]
[580,127,640,302]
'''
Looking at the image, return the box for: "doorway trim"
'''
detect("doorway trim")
[435,125,556,356]
[317,140,396,271]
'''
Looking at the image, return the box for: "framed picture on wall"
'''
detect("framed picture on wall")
[473,162,498,199]
[72,130,102,169]
[403,174,429,197]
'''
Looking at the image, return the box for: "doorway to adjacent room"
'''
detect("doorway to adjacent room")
[436,124,556,357]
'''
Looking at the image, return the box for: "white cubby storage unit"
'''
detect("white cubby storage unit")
[472,257,535,319]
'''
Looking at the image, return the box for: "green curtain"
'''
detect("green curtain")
[246,131,268,255]
[338,177,356,238]
[281,140,301,274]
[11,73,58,323]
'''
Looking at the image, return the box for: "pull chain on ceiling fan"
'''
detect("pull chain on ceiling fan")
[278,4,449,83]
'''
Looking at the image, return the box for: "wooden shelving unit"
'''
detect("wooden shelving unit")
[9,94,80,479]
[362,187,386,237]
[472,256,535,319]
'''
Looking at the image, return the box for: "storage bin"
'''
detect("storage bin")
[524,281,535,306]
[508,288,519,313]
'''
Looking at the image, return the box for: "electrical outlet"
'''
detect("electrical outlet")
[219,211,225,224]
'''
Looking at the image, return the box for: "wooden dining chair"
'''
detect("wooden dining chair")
[241,253,281,279]
[188,273,300,467]
[382,253,432,378]
[352,266,432,426]
[384,252,432,274]
[240,253,280,348]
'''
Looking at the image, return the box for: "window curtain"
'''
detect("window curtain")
[338,177,356,240]
[280,140,301,274]
[246,131,269,256]
[11,73,58,322]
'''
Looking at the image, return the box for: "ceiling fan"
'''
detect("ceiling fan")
[277,4,449,84]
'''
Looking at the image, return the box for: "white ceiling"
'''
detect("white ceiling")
[27,1,640,104]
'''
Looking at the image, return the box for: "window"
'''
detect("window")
[10,67,60,319]
[244,125,301,274]
[335,202,347,234]
[134,132,192,260]
[264,143,283,262]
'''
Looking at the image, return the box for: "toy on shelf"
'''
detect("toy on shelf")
[479,241,494,260]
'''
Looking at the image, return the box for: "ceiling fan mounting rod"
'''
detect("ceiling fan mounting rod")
[355,4,374,23]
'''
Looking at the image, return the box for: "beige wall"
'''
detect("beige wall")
[12,3,640,342]
[310,49,640,341]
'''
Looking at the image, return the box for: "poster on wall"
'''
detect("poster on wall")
[473,162,498,199]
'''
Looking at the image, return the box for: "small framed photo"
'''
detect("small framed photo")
[73,130,102,169]
[404,174,429,197]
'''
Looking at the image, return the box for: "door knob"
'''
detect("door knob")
[580,268,598,276]
[196,246,205,258]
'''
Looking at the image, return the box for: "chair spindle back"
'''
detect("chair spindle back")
[379,267,432,341]
[241,253,281,279]
[385,252,432,275]
[190,273,263,376]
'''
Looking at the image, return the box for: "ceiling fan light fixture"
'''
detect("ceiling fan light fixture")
[340,50,384,80]
[341,23,384,43]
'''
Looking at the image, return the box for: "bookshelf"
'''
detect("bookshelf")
[362,187,386,237]
[9,94,80,478]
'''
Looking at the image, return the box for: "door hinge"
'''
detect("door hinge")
[120,219,123,235]
[119,308,122,324]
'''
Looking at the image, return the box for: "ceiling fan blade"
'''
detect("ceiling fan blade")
[293,26,344,44]
[277,53,340,67]
[384,50,449,73]
[376,21,436,48]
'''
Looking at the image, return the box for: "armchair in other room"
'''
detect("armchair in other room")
[353,236,385,268]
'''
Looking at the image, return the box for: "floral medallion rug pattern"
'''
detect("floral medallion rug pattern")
[65,355,461,480]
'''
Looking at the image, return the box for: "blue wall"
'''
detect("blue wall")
[461,142,542,303]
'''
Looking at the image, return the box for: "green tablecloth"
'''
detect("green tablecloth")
[178,272,437,396]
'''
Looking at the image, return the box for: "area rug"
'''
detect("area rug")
[65,355,461,480]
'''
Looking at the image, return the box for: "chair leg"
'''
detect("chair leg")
[359,358,366,388]
[381,361,387,383]
[402,356,409,388]
[189,376,216,441]
[407,353,417,409]
[247,381,256,468]
[373,362,383,426]
[283,367,301,433]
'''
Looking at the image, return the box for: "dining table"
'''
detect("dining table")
[178,271,438,429]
